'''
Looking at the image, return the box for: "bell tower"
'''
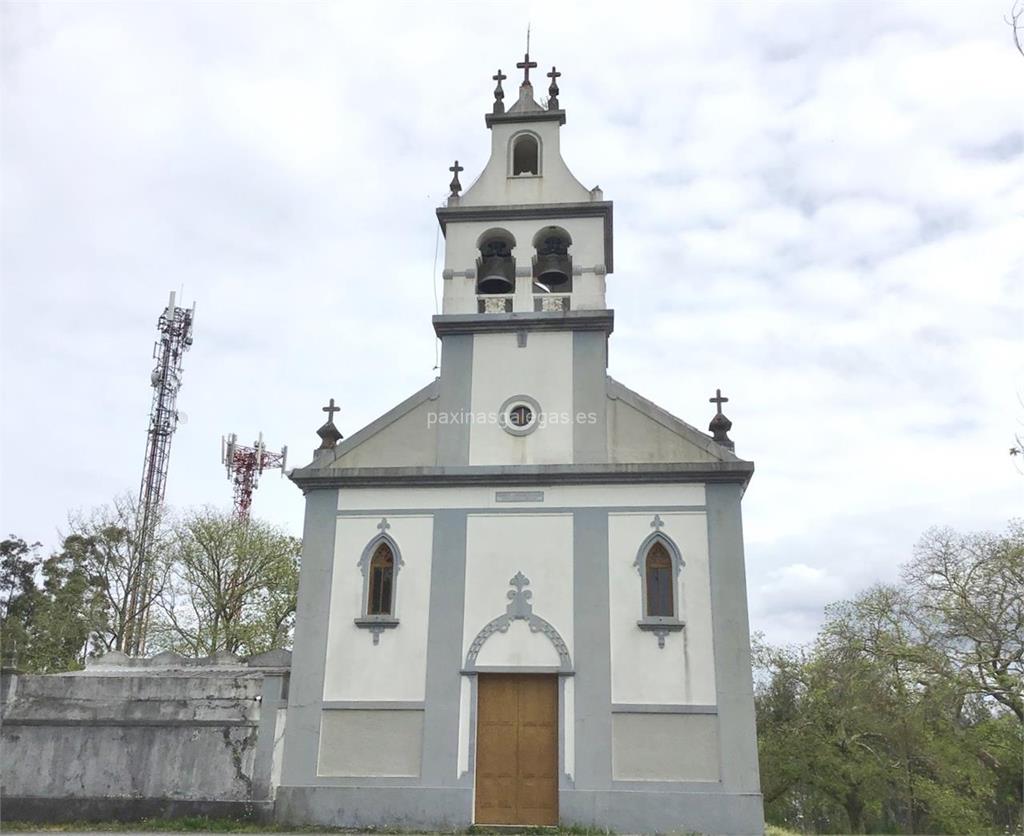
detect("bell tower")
[433,54,614,467]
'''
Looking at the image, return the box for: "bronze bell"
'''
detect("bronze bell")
[477,240,516,294]
[534,236,572,286]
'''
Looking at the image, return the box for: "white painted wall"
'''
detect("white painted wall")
[334,483,706,512]
[460,117,592,208]
[468,331,574,466]
[318,710,424,778]
[462,513,574,665]
[322,515,433,702]
[611,713,720,782]
[608,511,716,705]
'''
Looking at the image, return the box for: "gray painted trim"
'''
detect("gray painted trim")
[437,200,613,272]
[573,509,612,791]
[498,394,542,437]
[460,666,573,676]
[305,380,438,469]
[433,309,614,338]
[337,505,707,516]
[495,490,545,502]
[485,108,566,127]
[611,703,717,715]
[321,700,425,710]
[279,489,338,785]
[609,779,725,792]
[606,376,744,464]
[252,673,286,799]
[706,483,762,795]
[435,335,473,466]
[291,461,753,490]
[572,331,608,464]
[463,573,572,673]
[420,510,468,787]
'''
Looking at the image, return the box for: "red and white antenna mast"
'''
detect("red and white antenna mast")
[221,432,288,518]
[126,291,195,656]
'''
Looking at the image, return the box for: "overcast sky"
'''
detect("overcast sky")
[2,1,1021,647]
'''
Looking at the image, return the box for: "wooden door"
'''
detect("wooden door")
[474,674,558,826]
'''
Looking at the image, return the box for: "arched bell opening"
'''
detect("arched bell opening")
[476,229,517,295]
[511,133,540,176]
[531,226,573,292]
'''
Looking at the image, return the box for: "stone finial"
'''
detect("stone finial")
[708,388,735,450]
[448,160,464,196]
[547,66,561,110]
[492,69,507,114]
[316,398,343,450]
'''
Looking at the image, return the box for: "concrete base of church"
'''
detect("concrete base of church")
[561,789,764,835]
[274,786,473,830]
[274,785,764,834]
[1,796,275,824]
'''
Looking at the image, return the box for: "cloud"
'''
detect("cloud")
[2,0,1021,649]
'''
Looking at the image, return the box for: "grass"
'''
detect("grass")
[0,820,615,835]
[765,827,801,836]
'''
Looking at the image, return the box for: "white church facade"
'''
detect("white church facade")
[277,56,763,835]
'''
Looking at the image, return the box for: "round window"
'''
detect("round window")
[499,395,541,436]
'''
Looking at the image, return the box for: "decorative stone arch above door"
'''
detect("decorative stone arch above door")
[463,572,573,673]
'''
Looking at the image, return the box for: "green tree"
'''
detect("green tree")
[63,494,171,654]
[756,520,1024,834]
[153,509,300,657]
[902,521,1024,723]
[0,536,42,666]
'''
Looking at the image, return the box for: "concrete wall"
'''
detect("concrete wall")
[0,653,289,823]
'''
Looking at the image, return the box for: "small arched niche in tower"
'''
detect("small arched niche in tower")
[510,132,540,176]
[476,229,517,296]
[532,226,573,304]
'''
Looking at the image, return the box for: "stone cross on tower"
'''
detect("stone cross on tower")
[316,398,343,451]
[492,69,507,114]
[708,388,734,450]
[448,160,464,196]
[547,66,561,109]
[517,52,538,85]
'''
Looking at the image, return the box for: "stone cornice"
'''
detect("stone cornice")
[485,109,567,128]
[432,309,614,338]
[436,201,614,272]
[289,461,755,491]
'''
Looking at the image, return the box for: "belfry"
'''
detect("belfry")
[278,55,763,834]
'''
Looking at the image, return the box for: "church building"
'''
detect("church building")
[278,55,763,835]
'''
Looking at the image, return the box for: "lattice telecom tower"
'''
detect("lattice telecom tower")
[126,291,195,656]
[221,433,288,518]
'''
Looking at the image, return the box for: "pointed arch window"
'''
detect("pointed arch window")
[634,523,685,648]
[355,521,403,644]
[645,542,674,618]
[367,543,395,615]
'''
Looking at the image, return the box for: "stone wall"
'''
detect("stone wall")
[0,650,289,823]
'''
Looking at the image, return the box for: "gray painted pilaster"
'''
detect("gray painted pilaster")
[279,489,338,785]
[572,332,608,464]
[572,509,612,789]
[252,673,285,799]
[706,483,761,794]
[421,510,469,787]
[435,335,473,466]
